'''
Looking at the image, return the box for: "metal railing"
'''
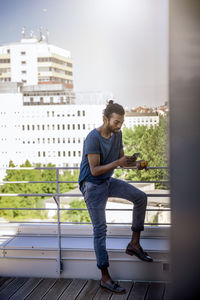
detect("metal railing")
[0,166,170,274]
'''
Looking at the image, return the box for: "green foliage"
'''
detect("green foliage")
[114,116,169,189]
[0,161,78,221]
[59,199,91,223]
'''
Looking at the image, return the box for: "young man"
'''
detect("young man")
[79,100,153,293]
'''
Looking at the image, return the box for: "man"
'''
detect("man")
[79,100,153,294]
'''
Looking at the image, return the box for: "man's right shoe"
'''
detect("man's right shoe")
[126,243,153,262]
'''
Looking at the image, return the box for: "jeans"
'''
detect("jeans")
[80,177,147,270]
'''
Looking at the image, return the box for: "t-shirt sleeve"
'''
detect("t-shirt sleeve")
[85,133,100,155]
[120,131,124,149]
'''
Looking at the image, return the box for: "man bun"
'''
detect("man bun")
[108,99,114,105]
[103,100,125,118]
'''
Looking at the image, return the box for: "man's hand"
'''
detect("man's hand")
[136,160,148,170]
[118,156,137,168]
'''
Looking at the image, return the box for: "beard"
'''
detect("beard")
[108,122,120,134]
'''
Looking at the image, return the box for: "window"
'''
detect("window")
[78,151,81,157]
[21,61,26,65]
[37,125,40,130]
[62,124,65,130]
[63,151,66,157]
[52,111,54,117]
[32,125,35,130]
[43,138,45,143]
[68,151,71,157]
[30,97,33,102]
[47,111,49,117]
[38,151,40,157]
[40,97,43,102]
[78,124,80,130]
[67,124,70,130]
[38,138,40,144]
[48,138,50,143]
[42,125,45,130]
[58,138,60,143]
[21,51,26,55]
[43,151,46,157]
[22,125,25,130]
[58,151,61,157]
[27,125,30,130]
[78,138,80,143]
[68,138,70,143]
[21,70,26,74]
[78,111,80,116]
[52,124,55,130]
[73,138,75,143]
[83,124,85,129]
[57,124,60,130]
[83,110,85,116]
[73,151,76,157]
[53,138,55,143]
[63,138,65,143]
[72,124,75,130]
[47,124,50,130]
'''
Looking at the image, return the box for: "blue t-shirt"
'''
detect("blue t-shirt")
[78,128,123,187]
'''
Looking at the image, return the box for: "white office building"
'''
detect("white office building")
[0,35,73,90]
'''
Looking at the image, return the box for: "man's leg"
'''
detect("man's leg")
[81,180,126,293]
[108,177,153,262]
[81,181,109,270]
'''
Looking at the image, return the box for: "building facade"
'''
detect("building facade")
[0,37,73,89]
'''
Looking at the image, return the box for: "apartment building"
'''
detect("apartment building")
[0,36,73,90]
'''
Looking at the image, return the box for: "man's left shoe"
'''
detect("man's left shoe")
[126,243,153,262]
[100,280,126,293]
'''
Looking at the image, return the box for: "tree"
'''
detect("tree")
[59,199,91,223]
[0,161,78,221]
[114,115,169,189]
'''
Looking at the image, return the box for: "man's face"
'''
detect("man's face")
[105,113,124,133]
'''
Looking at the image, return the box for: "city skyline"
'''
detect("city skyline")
[0,0,168,108]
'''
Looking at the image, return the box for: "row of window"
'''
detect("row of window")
[38,67,72,76]
[22,124,89,130]
[24,96,71,104]
[38,151,81,157]
[0,68,10,73]
[128,119,158,123]
[0,59,10,63]
[0,78,11,82]
[47,110,85,117]
[38,57,72,68]
[38,77,73,84]
[23,137,83,144]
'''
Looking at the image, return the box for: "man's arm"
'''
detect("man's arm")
[88,152,136,177]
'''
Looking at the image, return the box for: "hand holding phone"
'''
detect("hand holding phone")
[132,153,140,161]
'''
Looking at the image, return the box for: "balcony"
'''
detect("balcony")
[0,166,170,298]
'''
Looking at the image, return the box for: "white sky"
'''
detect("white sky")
[0,0,168,108]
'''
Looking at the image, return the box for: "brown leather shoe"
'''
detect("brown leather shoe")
[126,243,153,262]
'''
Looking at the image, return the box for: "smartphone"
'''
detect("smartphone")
[132,153,140,161]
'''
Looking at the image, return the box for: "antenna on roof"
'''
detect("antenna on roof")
[46,28,49,43]
[21,26,26,38]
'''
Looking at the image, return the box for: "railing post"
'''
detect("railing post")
[53,167,62,275]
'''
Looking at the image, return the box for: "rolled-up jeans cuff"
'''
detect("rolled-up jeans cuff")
[131,226,144,232]
[97,262,109,270]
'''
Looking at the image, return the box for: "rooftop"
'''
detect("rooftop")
[0,277,172,299]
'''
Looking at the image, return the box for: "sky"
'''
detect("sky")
[0,0,168,108]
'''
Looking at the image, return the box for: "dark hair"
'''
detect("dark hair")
[103,100,125,119]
